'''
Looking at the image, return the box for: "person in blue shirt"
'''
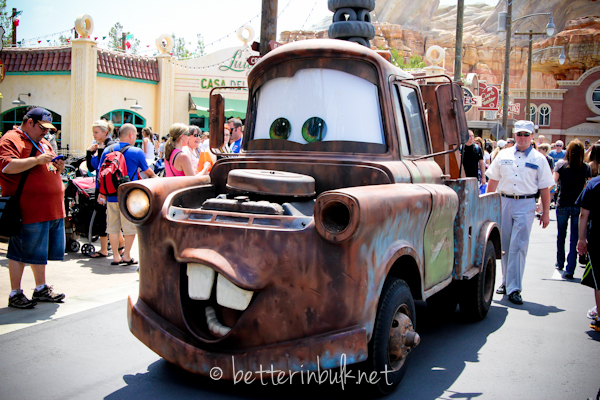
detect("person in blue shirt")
[97,123,156,265]
[85,119,124,259]
[228,118,243,153]
[549,140,566,163]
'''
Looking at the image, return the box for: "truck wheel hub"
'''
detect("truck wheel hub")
[388,309,420,370]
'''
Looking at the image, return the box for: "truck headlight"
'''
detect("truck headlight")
[315,193,359,243]
[126,188,150,220]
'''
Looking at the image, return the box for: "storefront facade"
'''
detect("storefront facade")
[0,16,256,154]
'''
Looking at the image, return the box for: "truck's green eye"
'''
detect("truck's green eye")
[269,118,291,140]
[302,117,326,143]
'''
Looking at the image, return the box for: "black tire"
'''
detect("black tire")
[328,0,375,12]
[356,9,372,22]
[333,7,357,22]
[367,277,418,395]
[347,37,370,47]
[67,239,80,253]
[459,240,496,321]
[328,21,376,40]
[81,243,95,256]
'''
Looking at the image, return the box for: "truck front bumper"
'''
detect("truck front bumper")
[127,295,369,379]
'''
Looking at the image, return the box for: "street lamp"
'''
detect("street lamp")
[124,97,143,110]
[498,7,555,130]
[12,93,30,105]
[532,46,566,65]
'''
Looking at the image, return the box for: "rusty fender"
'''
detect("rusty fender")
[320,183,458,337]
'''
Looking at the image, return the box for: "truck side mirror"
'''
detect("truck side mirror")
[209,93,225,149]
[435,83,469,145]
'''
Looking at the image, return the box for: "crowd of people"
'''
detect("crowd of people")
[463,121,600,331]
[0,108,244,309]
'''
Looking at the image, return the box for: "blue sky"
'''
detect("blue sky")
[5,0,498,55]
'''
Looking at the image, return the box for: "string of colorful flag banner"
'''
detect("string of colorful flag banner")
[3,0,297,59]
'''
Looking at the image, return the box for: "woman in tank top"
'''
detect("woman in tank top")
[142,127,155,163]
[164,123,210,180]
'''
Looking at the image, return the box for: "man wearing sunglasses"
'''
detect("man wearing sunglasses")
[486,120,555,305]
[549,140,566,164]
[0,107,66,309]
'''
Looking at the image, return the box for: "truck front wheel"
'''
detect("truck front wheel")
[459,240,496,321]
[368,277,419,394]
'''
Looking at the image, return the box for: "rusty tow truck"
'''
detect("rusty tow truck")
[119,39,501,394]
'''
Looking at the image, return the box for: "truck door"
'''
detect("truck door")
[391,79,455,287]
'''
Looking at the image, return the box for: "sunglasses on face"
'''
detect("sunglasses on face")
[192,133,202,138]
[38,123,49,132]
[515,132,531,137]
[556,144,563,147]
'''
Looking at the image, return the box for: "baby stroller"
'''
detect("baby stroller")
[64,176,103,256]
[61,155,87,182]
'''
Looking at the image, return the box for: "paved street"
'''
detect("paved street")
[0,216,599,400]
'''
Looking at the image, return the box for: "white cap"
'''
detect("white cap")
[514,120,535,134]
[497,140,507,148]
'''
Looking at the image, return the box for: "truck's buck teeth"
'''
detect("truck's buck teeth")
[187,263,215,300]
[216,274,254,311]
[205,306,231,337]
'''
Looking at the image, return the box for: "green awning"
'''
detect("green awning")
[191,96,247,119]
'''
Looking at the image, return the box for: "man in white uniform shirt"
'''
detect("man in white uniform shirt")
[486,120,555,304]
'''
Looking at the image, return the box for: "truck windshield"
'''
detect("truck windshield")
[249,68,386,153]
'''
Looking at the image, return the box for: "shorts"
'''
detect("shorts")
[7,218,65,265]
[584,246,600,291]
[106,202,137,236]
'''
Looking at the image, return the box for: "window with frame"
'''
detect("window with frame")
[392,84,428,156]
[1,106,63,146]
[528,104,538,125]
[593,85,600,109]
[100,110,146,146]
[539,104,551,126]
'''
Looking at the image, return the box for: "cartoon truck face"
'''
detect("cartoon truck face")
[120,39,501,395]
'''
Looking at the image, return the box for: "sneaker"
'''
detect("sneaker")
[32,285,65,303]
[496,284,506,295]
[590,319,600,332]
[587,306,598,320]
[8,290,37,309]
[563,273,574,280]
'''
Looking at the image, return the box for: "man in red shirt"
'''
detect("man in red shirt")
[0,107,67,309]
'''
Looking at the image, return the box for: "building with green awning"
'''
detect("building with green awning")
[189,96,248,119]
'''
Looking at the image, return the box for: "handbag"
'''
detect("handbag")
[0,146,39,237]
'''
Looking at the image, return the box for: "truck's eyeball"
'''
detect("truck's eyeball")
[302,117,326,143]
[269,118,291,140]
[126,188,150,219]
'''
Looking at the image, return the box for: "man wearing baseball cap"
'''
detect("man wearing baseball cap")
[0,107,67,308]
[486,120,555,305]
